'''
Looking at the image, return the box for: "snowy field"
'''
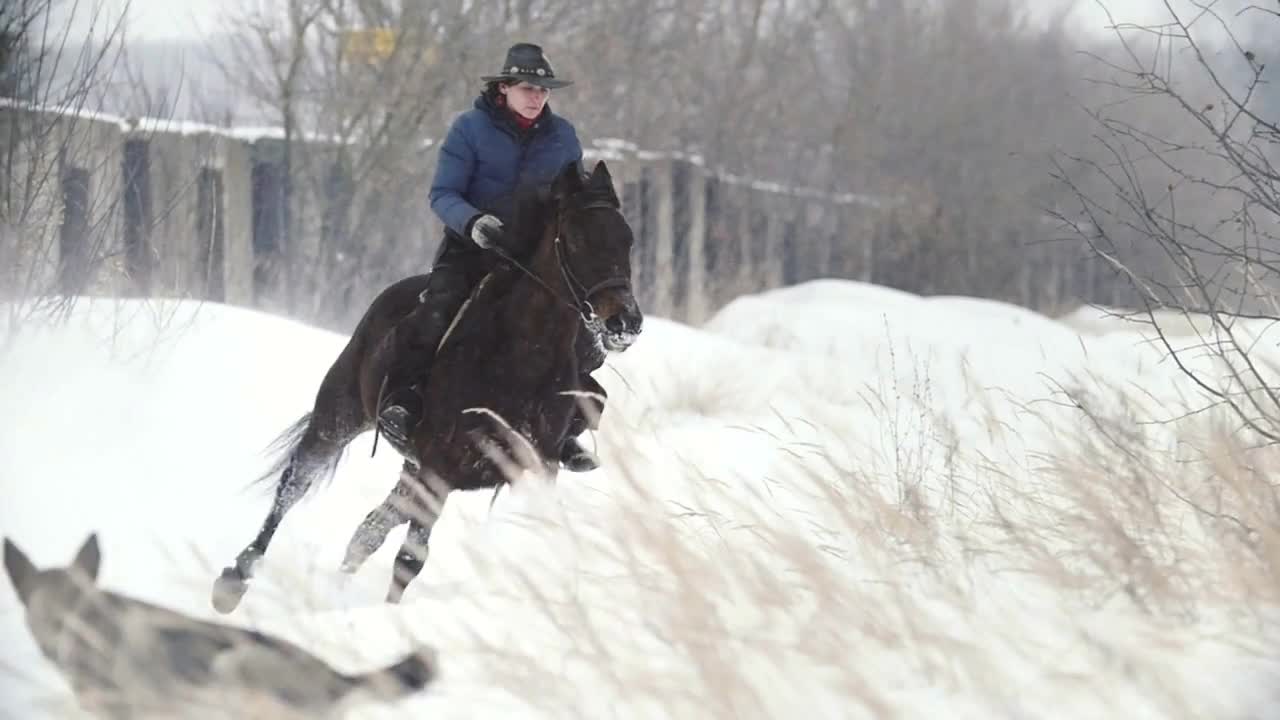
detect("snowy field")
[3,280,1280,719]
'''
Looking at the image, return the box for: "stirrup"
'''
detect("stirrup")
[377,387,421,448]
[376,411,410,448]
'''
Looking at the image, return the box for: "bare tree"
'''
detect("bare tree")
[1,0,133,331]
[0,0,224,353]
[208,0,508,327]
[1053,1,1280,440]
[198,0,1147,326]
[594,0,1110,308]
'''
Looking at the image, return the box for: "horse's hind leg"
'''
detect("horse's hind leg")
[210,274,434,615]
[211,423,348,613]
[212,379,366,614]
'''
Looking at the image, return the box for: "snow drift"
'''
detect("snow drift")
[2,281,1279,719]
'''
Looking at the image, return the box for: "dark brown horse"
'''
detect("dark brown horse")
[211,160,642,612]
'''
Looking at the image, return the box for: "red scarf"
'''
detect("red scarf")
[497,94,537,130]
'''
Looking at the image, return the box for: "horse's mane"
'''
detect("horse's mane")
[506,181,554,252]
[473,167,621,314]
[504,165,621,256]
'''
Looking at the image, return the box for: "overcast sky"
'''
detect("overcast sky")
[53,0,229,42]
[57,0,1192,43]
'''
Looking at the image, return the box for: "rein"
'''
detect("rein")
[489,199,630,325]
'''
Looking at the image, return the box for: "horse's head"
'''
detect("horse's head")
[549,160,643,352]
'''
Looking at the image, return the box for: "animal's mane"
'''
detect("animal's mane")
[506,182,554,251]
[469,182,556,305]
[570,184,621,210]
[471,170,621,314]
[505,169,621,256]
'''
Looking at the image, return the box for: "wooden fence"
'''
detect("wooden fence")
[1,101,889,330]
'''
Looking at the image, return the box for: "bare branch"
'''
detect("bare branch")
[1057,0,1280,441]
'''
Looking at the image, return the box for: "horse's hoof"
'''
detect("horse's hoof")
[211,568,249,614]
[339,560,361,574]
[561,452,600,473]
[560,438,599,472]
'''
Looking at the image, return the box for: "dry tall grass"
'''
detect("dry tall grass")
[6,298,1280,719]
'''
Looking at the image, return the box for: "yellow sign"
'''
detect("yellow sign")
[341,28,397,63]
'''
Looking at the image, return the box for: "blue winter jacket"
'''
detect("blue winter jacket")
[428,92,584,246]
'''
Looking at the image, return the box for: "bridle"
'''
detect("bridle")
[491,198,631,327]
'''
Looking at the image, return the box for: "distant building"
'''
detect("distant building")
[0,31,19,98]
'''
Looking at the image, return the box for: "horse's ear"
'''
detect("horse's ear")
[552,160,585,200]
[71,534,101,584]
[3,538,37,605]
[589,159,614,191]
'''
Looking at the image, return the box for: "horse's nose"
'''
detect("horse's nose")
[606,311,642,335]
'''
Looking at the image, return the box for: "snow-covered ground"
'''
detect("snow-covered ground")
[3,281,1280,719]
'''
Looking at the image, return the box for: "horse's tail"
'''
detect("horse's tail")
[254,411,313,483]
[249,411,344,496]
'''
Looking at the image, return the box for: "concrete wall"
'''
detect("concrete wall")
[0,105,60,297]
[3,105,880,329]
[138,128,252,303]
[0,105,125,299]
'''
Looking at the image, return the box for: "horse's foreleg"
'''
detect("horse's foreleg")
[340,461,418,573]
[387,473,450,604]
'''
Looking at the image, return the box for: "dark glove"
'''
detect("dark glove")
[467,214,505,251]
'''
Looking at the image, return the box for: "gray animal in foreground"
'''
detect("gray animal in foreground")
[3,533,437,719]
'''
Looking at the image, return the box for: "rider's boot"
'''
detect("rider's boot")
[376,296,459,448]
[377,380,424,449]
[559,387,604,473]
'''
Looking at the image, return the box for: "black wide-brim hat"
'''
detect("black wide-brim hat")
[480,42,573,89]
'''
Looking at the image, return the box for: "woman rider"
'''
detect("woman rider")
[376,42,604,472]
